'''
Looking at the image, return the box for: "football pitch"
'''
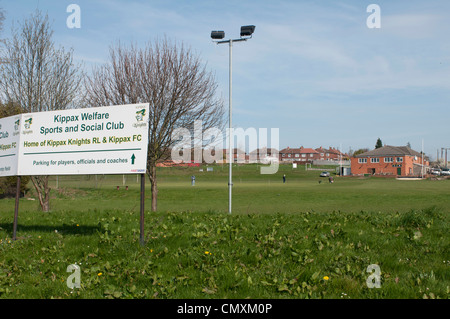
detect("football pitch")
[0,164,448,299]
[21,163,450,215]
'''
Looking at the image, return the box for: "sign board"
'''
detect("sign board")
[0,115,21,177]
[0,103,149,176]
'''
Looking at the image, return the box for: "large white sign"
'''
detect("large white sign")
[0,114,21,177]
[0,103,149,176]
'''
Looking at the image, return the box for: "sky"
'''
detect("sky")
[1,0,449,159]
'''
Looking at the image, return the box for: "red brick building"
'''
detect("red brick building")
[280,146,318,163]
[351,145,429,176]
[280,146,348,163]
[315,146,349,161]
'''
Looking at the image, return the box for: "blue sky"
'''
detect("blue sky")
[1,0,449,159]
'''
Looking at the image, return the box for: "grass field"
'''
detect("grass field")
[0,164,449,299]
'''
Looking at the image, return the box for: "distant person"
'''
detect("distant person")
[191,175,196,186]
[283,174,286,183]
[329,176,334,183]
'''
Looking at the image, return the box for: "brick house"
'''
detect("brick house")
[315,146,329,161]
[315,146,348,161]
[351,145,429,176]
[328,147,349,161]
[280,146,319,163]
[279,147,300,162]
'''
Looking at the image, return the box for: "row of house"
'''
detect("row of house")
[161,146,345,165]
[214,146,348,164]
[160,144,430,177]
[279,146,348,163]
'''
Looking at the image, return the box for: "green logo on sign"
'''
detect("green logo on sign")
[24,118,32,129]
[136,109,146,122]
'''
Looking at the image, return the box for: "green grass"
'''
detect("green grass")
[0,164,449,299]
[9,164,450,214]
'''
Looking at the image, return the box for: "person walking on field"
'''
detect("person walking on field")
[283,174,286,183]
[191,175,196,186]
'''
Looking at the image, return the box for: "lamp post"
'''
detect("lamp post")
[211,25,255,214]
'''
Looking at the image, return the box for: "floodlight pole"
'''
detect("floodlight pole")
[215,37,248,214]
[228,40,233,214]
[212,25,254,214]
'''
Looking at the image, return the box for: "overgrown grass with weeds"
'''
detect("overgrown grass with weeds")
[0,206,448,299]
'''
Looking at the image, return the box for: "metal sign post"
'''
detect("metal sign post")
[12,176,21,241]
[140,173,145,245]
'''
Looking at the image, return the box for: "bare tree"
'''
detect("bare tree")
[0,7,5,62]
[84,38,224,211]
[0,7,4,36]
[0,10,83,211]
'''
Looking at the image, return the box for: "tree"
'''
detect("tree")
[375,138,383,149]
[0,101,23,118]
[0,11,83,211]
[0,7,6,65]
[84,38,224,211]
[0,7,4,40]
[0,175,29,198]
[347,147,354,157]
[353,148,369,156]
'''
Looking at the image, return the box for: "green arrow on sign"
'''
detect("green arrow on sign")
[131,154,136,165]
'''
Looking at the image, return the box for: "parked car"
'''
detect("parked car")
[441,169,450,176]
[430,169,441,176]
[320,171,330,177]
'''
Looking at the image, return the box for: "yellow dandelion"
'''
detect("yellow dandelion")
[323,276,329,281]
[98,272,102,276]
[205,251,211,255]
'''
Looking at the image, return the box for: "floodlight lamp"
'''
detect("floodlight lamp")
[211,30,225,40]
[240,25,255,37]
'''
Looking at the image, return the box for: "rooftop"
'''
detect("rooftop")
[354,145,422,158]
[280,147,318,154]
